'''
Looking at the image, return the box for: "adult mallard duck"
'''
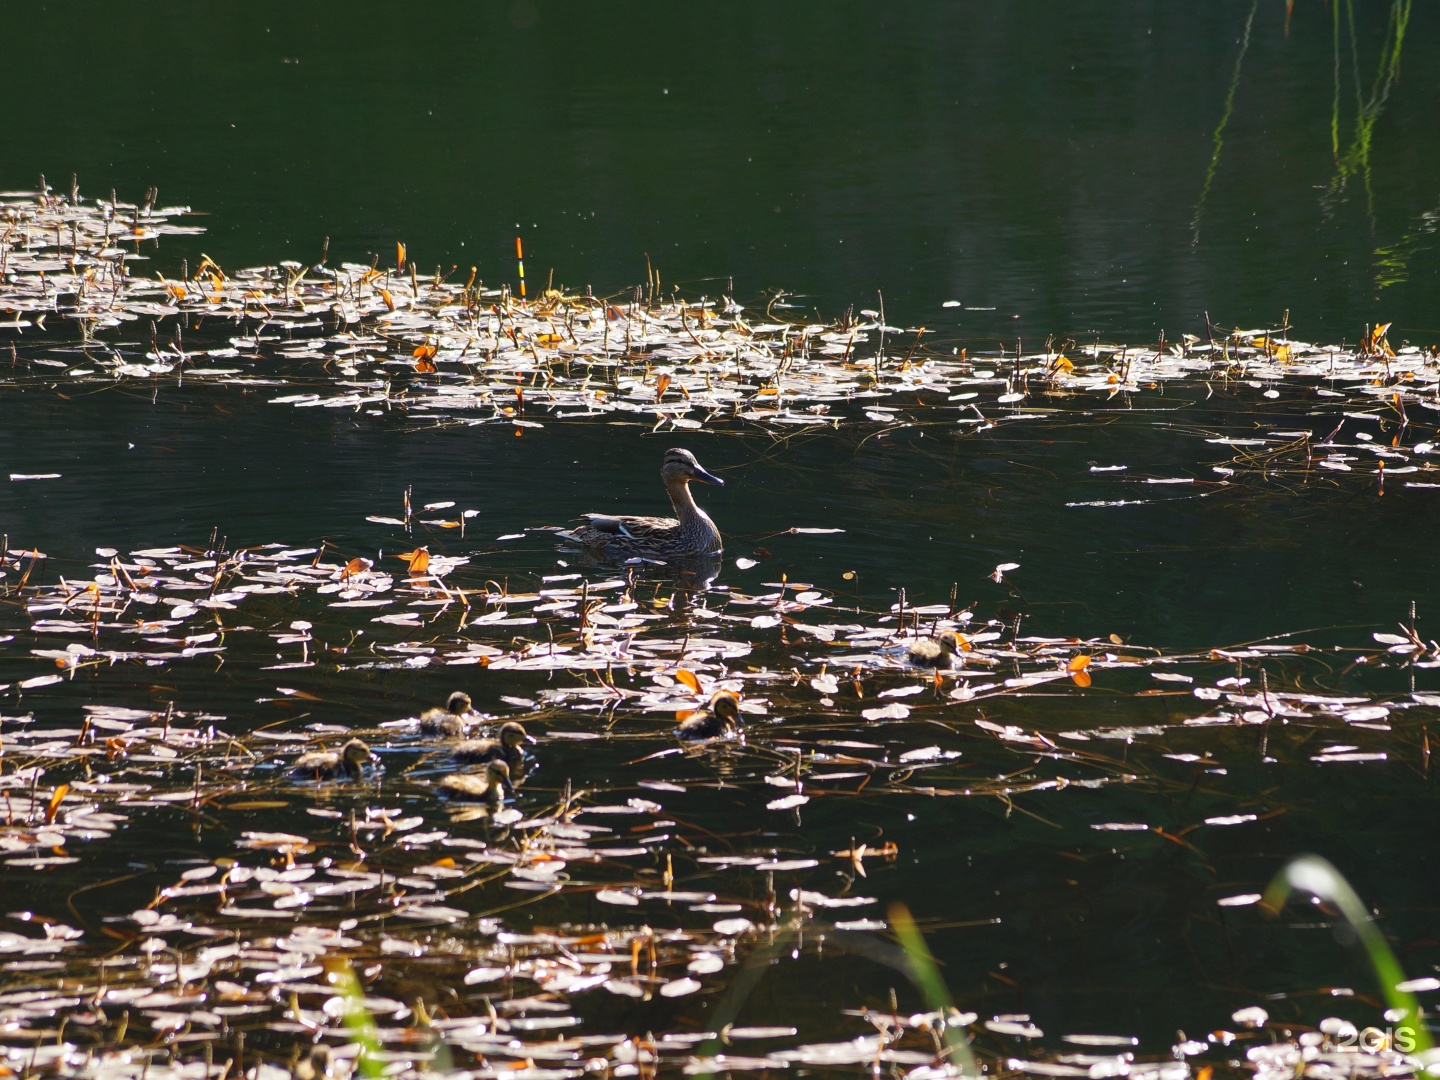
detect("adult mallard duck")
[906,631,963,669]
[418,691,475,736]
[438,759,513,806]
[558,447,725,560]
[675,690,742,740]
[291,738,378,781]
[450,721,533,771]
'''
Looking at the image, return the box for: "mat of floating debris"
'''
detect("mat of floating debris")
[3,190,1438,500]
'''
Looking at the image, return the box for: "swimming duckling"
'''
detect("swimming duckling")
[294,1045,332,1080]
[418,691,475,736]
[450,721,533,771]
[438,759,513,806]
[675,690,742,740]
[557,447,725,560]
[291,738,377,781]
[906,631,963,669]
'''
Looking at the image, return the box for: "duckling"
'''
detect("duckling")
[438,759,512,806]
[906,631,963,669]
[294,1045,332,1080]
[675,690,742,740]
[291,738,377,780]
[417,691,475,736]
[557,447,725,560]
[450,721,534,772]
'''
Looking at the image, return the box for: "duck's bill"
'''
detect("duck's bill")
[692,465,725,486]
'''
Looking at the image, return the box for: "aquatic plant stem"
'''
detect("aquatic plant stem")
[1265,854,1435,1061]
[889,903,978,1076]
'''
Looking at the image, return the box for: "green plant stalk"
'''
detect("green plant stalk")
[1265,854,1434,1059]
[890,903,978,1077]
[326,959,385,1079]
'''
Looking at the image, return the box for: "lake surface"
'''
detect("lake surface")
[3,3,1440,1077]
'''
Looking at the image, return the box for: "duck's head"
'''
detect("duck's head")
[487,758,514,794]
[662,448,724,487]
[709,689,742,727]
[937,631,963,653]
[499,721,534,749]
[341,739,377,770]
[446,691,473,715]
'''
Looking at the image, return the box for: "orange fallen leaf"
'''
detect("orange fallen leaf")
[1070,669,1092,688]
[45,784,70,825]
[380,288,395,313]
[1067,654,1091,672]
[1368,322,1393,356]
[674,669,700,693]
[396,242,407,272]
[342,557,373,580]
[394,548,430,574]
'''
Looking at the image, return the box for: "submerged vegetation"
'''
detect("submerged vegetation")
[3,186,1440,1078]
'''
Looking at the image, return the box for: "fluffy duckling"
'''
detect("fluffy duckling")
[450,721,533,771]
[438,759,512,806]
[418,691,475,736]
[906,631,963,669]
[291,738,377,781]
[294,1045,332,1080]
[675,690,742,740]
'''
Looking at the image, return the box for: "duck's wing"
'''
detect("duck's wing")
[557,513,680,546]
[583,513,680,537]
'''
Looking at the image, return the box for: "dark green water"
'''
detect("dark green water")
[3,2,1440,1071]
[8,2,1440,340]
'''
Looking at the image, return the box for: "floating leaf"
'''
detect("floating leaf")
[394,547,430,574]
